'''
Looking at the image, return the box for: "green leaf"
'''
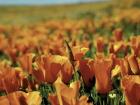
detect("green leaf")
[0,51,9,60]
[38,83,55,105]
[104,44,109,56]
[0,91,6,96]
[83,45,96,59]
[116,50,125,58]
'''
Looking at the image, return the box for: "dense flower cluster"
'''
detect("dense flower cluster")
[0,6,140,105]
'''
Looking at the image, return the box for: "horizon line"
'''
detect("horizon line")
[0,0,108,6]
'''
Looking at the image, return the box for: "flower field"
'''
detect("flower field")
[0,1,140,105]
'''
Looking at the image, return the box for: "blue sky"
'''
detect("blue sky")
[0,0,103,5]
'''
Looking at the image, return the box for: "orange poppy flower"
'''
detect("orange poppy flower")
[33,55,73,83]
[113,42,128,55]
[0,91,41,105]
[111,54,131,77]
[18,53,35,74]
[121,75,140,105]
[95,37,105,53]
[0,67,25,93]
[138,58,140,69]
[130,36,140,57]
[93,56,113,94]
[119,58,131,76]
[0,95,9,105]
[0,34,7,51]
[113,28,123,41]
[127,54,140,74]
[0,91,26,105]
[48,77,91,105]
[26,91,42,105]
[15,39,29,53]
[79,59,95,87]
[72,46,88,61]
[4,45,17,62]
[111,65,121,78]
[77,95,93,105]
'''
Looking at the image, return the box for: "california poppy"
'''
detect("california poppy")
[93,56,113,94]
[0,67,25,93]
[72,46,88,61]
[0,91,41,105]
[79,59,95,87]
[33,54,73,84]
[18,53,35,74]
[113,28,123,41]
[121,75,140,105]
[127,54,140,74]
[48,77,91,105]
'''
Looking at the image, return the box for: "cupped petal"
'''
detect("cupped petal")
[121,75,140,105]
[79,59,95,87]
[94,56,113,94]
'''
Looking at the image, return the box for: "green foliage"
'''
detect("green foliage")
[0,91,6,96]
[79,82,91,97]
[0,2,110,25]
[38,83,55,105]
[116,50,126,58]
[11,61,20,67]
[73,71,81,82]
[28,74,35,82]
[0,51,9,60]
[0,2,138,105]
[104,44,109,56]
[78,76,125,105]
[84,44,96,59]
[77,11,95,19]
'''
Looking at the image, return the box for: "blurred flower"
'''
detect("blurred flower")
[113,28,123,41]
[18,53,35,74]
[0,67,26,93]
[95,37,105,53]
